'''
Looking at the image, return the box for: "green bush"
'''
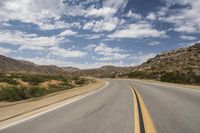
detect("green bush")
[75,78,87,85]
[0,86,46,101]
[160,72,200,84]
[128,71,148,79]
[0,76,19,85]
[21,75,46,85]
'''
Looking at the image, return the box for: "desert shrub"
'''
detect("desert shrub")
[0,87,28,101]
[160,72,200,85]
[0,76,19,85]
[75,78,87,85]
[128,71,147,79]
[160,72,178,83]
[0,86,45,101]
[21,75,46,85]
[28,87,46,97]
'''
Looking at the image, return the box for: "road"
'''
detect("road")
[126,79,200,133]
[1,79,200,133]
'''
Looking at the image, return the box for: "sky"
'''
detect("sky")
[0,0,200,69]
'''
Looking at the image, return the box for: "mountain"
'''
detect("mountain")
[126,43,200,84]
[0,55,66,75]
[70,65,135,78]
[62,67,80,72]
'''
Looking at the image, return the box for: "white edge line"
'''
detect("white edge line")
[0,81,109,131]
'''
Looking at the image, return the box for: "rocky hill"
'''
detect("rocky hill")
[62,67,80,72]
[70,65,135,78]
[0,55,66,75]
[126,43,200,84]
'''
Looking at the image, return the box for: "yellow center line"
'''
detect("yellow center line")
[129,84,141,133]
[129,84,157,133]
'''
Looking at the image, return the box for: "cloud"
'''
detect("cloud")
[146,12,157,20]
[0,0,65,26]
[83,17,120,32]
[148,41,160,46]
[84,34,103,40]
[179,35,197,41]
[174,25,198,33]
[108,23,166,39]
[86,7,117,18]
[160,0,200,33]
[49,46,86,58]
[94,43,125,53]
[126,10,142,20]
[0,30,63,47]
[19,45,45,51]
[103,0,128,12]
[129,52,156,65]
[58,30,77,37]
[38,21,81,30]
[0,47,12,55]
[87,43,129,61]
[64,0,128,19]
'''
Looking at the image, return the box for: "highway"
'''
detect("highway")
[127,79,200,133]
[1,79,200,133]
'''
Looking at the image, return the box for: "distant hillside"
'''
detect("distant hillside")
[126,43,200,84]
[1,43,199,84]
[62,67,80,72]
[70,65,135,78]
[0,55,66,75]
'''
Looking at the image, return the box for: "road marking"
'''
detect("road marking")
[129,85,140,133]
[129,84,157,133]
[0,81,109,131]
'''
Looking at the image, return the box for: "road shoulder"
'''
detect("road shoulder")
[0,79,105,128]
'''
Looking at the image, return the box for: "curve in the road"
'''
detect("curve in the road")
[129,84,156,133]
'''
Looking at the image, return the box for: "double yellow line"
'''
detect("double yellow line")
[129,84,156,133]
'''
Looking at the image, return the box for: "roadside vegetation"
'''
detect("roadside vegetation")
[0,73,92,102]
[127,71,200,85]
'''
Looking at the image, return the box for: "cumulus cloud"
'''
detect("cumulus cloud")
[0,30,63,47]
[0,47,12,55]
[129,52,156,65]
[86,43,129,61]
[0,0,65,25]
[83,17,120,32]
[49,47,86,58]
[179,35,197,41]
[160,0,200,33]
[58,30,77,37]
[148,41,160,46]
[126,10,142,20]
[108,23,166,39]
[86,7,117,18]
[146,12,157,20]
[103,0,129,12]
[38,21,81,30]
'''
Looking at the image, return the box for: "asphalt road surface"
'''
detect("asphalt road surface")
[126,79,200,133]
[1,79,200,133]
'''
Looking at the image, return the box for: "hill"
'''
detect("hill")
[70,65,135,78]
[62,67,80,72]
[0,55,66,75]
[126,43,200,84]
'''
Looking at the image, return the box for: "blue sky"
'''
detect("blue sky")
[0,0,199,68]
